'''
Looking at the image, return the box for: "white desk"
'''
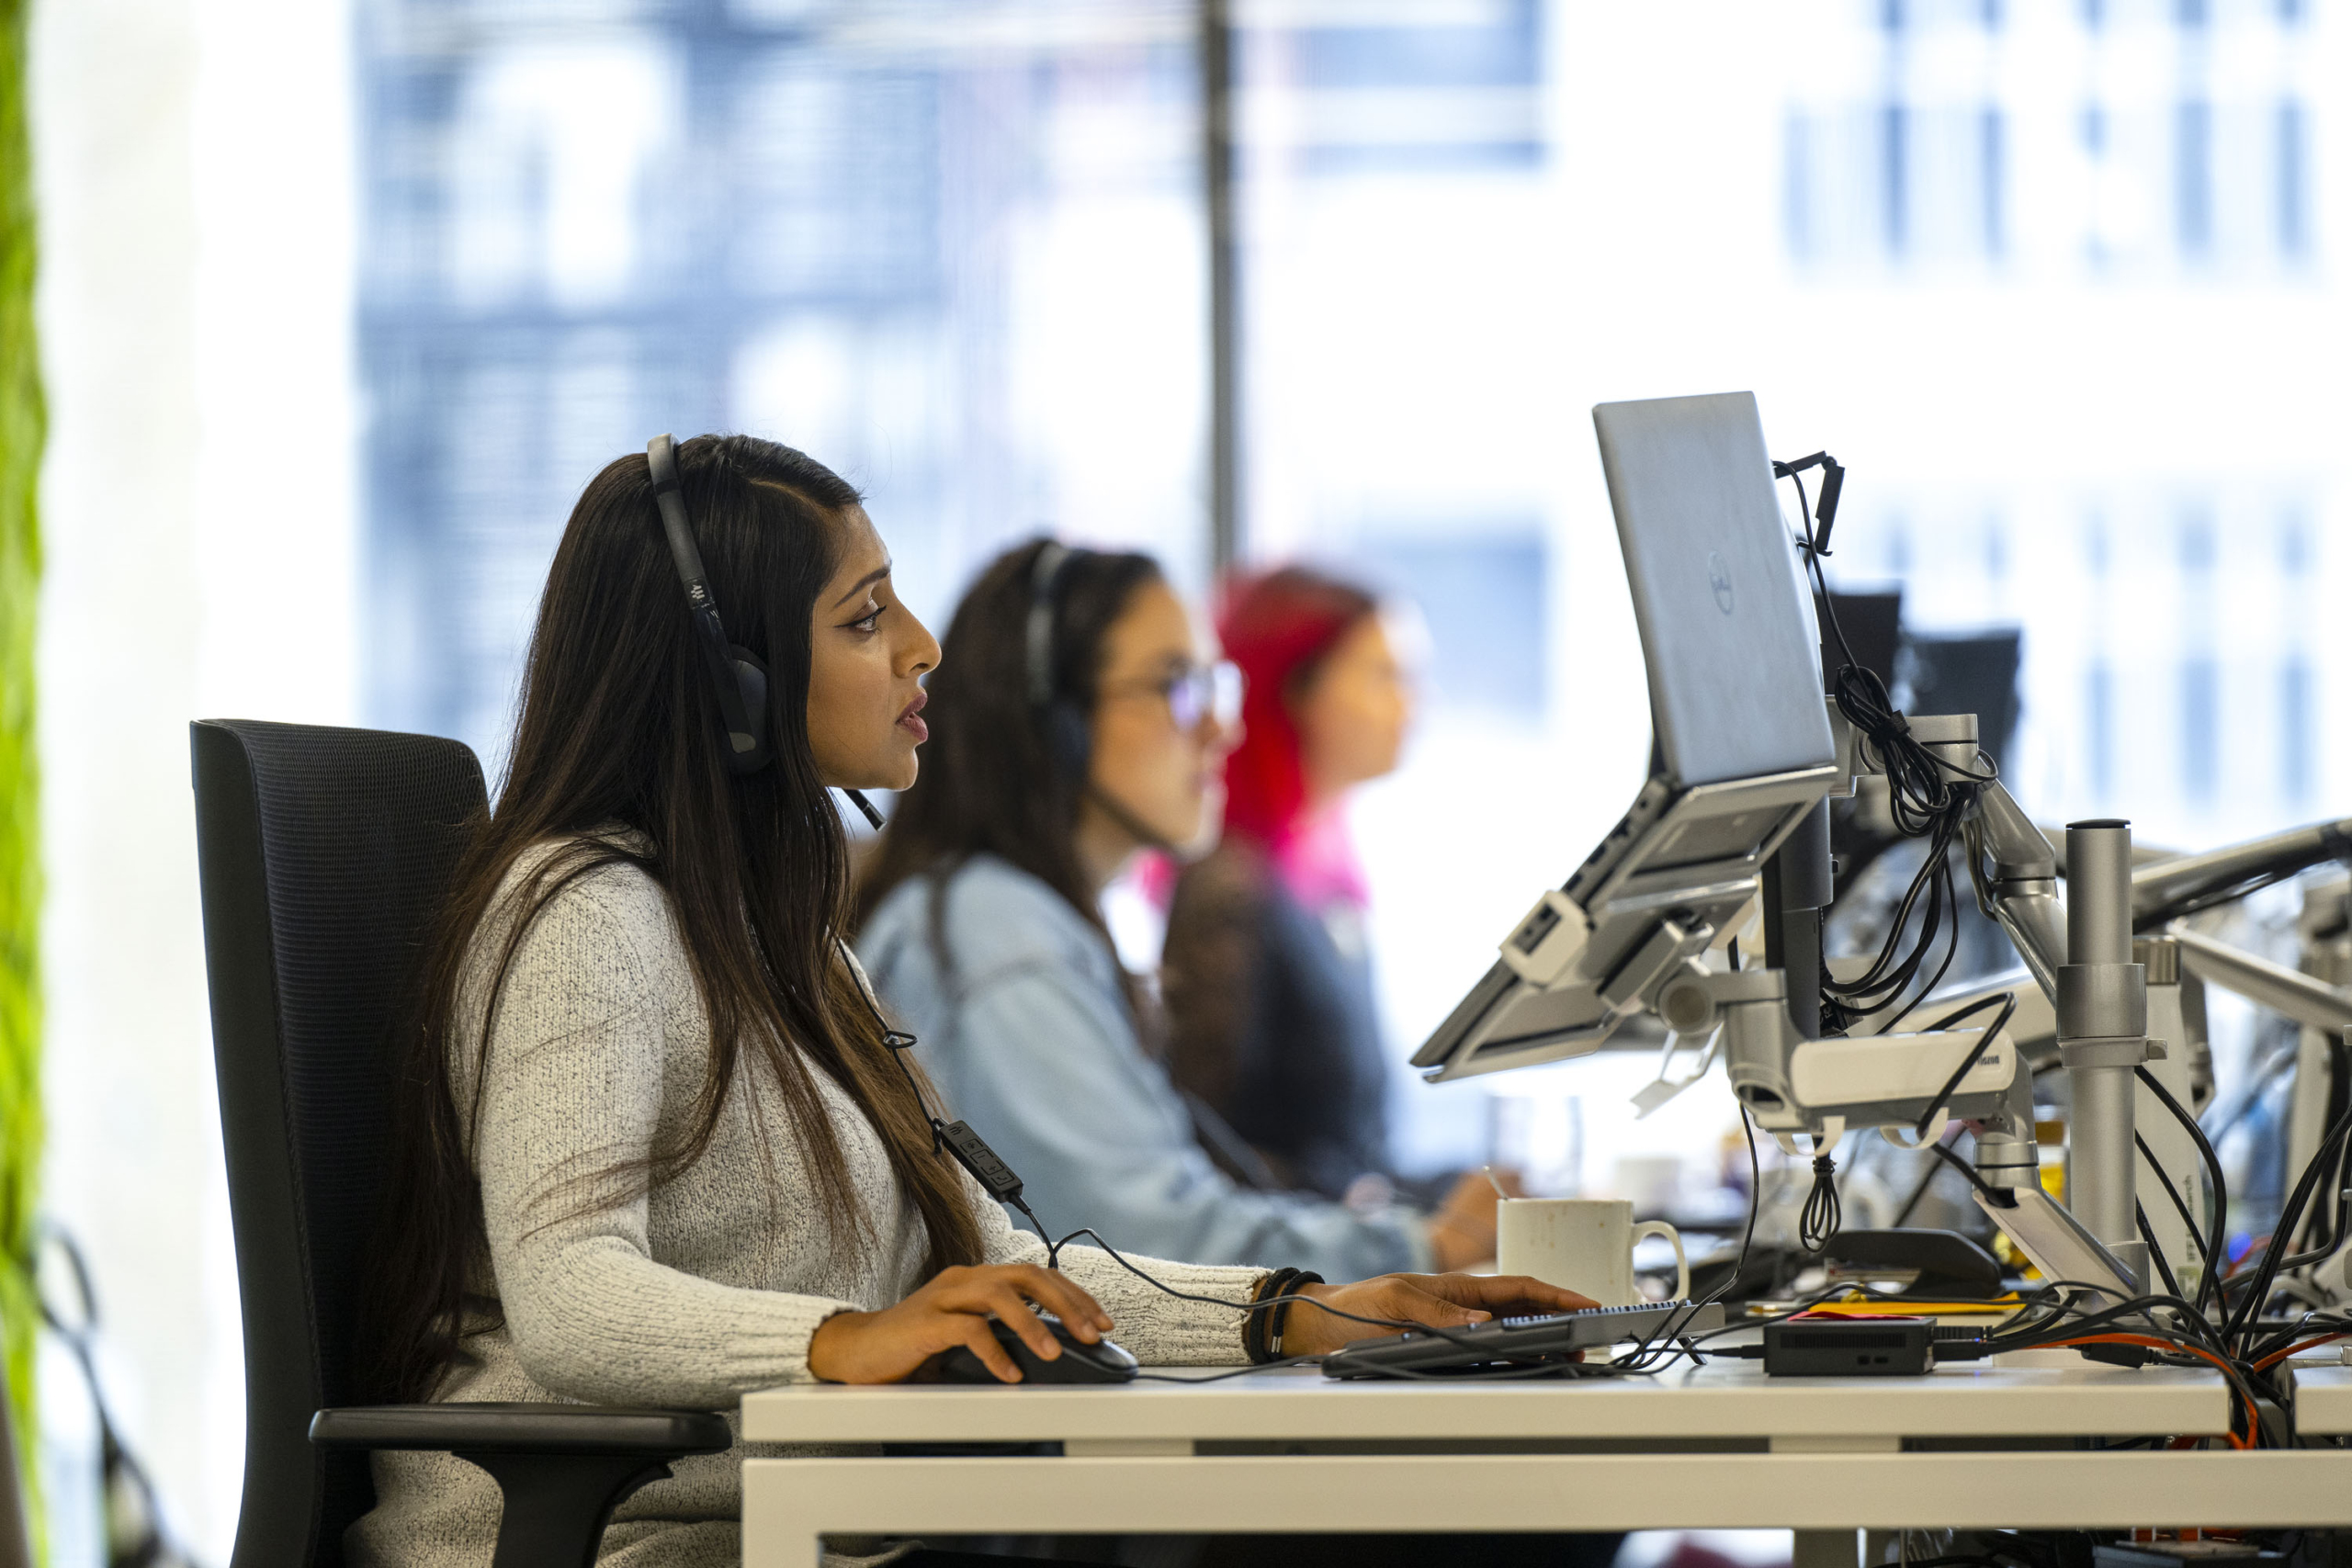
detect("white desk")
[2289,1363,2352,1433]
[739,1359,2352,1566]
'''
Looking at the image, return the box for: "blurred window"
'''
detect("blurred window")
[358,0,1209,766]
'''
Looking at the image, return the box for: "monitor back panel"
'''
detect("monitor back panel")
[1595,391,1837,787]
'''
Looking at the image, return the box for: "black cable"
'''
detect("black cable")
[1781,456,1992,1041]
[1615,1105,1765,1371]
[1136,1357,1322,1382]
[1823,815,1970,1032]
[2137,1065,2230,1318]
[1042,1223,1532,1364]
[1998,1293,2259,1435]
[1923,1137,2013,1209]
[2224,1100,2352,1348]
[2135,1131,2211,1272]
[1908,991,2018,1141]
[2293,1032,2352,1258]
[1971,1285,2266,1443]
[2137,1201,2186,1304]
[1798,1151,1842,1254]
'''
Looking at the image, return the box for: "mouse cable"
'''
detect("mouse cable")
[1042,1222,1511,1352]
[1134,1356,1324,1383]
[1042,1217,1598,1368]
[843,965,1542,1361]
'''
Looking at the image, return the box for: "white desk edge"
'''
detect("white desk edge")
[741,1360,2231,1445]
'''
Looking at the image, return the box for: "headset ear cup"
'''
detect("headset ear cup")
[727,646,771,774]
[1047,699,1091,781]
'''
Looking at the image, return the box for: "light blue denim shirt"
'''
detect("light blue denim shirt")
[857,854,1430,1280]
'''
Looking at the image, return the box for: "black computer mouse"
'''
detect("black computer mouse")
[929,1314,1139,1384]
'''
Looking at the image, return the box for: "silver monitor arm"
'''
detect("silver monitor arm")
[1972,780,2067,999]
[1701,715,2150,1293]
[2167,924,2352,1033]
[2133,817,2352,926]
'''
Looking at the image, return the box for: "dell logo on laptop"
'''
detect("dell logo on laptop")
[1707,551,1735,615]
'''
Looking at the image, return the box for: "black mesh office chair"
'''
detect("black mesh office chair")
[191,719,729,1568]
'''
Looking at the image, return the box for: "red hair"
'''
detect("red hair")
[1216,566,1378,849]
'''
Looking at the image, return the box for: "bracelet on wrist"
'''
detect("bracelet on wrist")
[1244,1269,1302,1364]
[1267,1270,1324,1359]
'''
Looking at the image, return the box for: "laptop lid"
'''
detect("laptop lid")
[1594,391,1838,786]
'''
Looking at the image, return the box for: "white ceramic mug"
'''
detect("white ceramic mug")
[1496,1198,1689,1307]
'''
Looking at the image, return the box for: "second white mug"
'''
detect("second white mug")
[1495,1198,1688,1308]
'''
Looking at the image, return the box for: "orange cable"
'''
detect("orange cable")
[2031,1335,2256,1449]
[2253,1332,2348,1373]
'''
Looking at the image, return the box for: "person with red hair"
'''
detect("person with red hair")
[1165,567,1494,1235]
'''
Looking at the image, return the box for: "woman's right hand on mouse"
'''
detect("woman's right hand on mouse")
[808,1263,1115,1384]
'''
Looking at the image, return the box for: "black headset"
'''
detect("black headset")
[648,434,771,774]
[647,434,884,829]
[1026,538,1190,856]
[1026,541,1094,778]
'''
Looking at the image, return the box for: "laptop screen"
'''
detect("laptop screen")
[1593,391,1838,787]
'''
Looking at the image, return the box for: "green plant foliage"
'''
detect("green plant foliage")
[0,0,40,1550]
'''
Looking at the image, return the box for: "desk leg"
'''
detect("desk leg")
[1792,1529,1860,1568]
[1777,1435,1899,1568]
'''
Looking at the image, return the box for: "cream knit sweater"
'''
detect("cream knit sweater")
[348,842,1266,1568]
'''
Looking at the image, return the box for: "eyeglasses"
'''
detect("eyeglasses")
[1103,660,1243,732]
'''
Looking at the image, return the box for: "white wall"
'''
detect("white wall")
[30,0,356,1558]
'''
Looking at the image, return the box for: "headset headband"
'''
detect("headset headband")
[1026,542,1075,708]
[647,434,761,761]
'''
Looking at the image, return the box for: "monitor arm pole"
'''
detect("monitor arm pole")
[1958,758,2152,1269]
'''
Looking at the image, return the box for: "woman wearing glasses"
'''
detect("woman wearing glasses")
[854,540,1497,1279]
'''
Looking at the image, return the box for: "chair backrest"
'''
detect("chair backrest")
[191,720,487,1568]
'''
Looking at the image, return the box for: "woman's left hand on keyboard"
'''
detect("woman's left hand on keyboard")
[1283,1273,1598,1359]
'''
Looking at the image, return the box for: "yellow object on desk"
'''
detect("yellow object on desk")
[1783,1293,2024,1317]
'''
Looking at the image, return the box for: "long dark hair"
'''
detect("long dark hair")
[361,434,983,1404]
[853,538,1161,978]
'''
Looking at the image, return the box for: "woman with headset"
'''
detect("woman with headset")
[853,541,1506,1281]
[351,437,1588,1568]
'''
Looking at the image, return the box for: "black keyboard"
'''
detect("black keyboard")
[1320,1300,1725,1380]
